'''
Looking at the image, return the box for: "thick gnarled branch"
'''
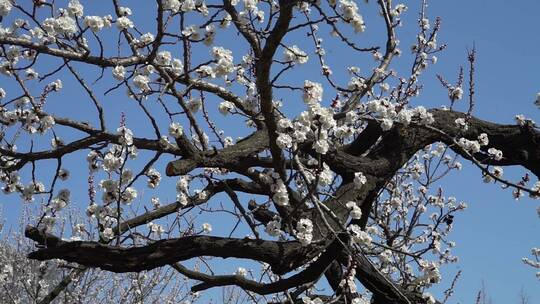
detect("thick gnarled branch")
[166,129,269,176]
[179,234,348,295]
[25,226,322,275]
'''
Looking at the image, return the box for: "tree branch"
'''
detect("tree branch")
[25,226,323,275]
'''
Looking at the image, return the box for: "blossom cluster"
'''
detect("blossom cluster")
[164,0,209,16]
[366,99,435,131]
[0,97,56,134]
[296,218,313,245]
[197,47,235,79]
[176,175,191,206]
[337,0,366,33]
[284,45,309,65]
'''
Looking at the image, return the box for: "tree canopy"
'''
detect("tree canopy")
[0,0,538,303]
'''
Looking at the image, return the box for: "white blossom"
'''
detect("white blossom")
[454,117,468,131]
[202,223,212,233]
[50,79,63,91]
[156,51,172,66]
[182,24,200,39]
[235,267,248,277]
[487,147,503,161]
[168,122,183,138]
[116,16,134,30]
[133,74,151,91]
[103,153,123,172]
[339,0,366,33]
[457,138,480,154]
[410,161,424,179]
[68,0,84,18]
[276,133,293,149]
[171,58,184,75]
[218,101,235,115]
[58,168,70,181]
[397,109,412,125]
[39,116,55,133]
[313,139,329,154]
[265,219,282,237]
[348,224,372,245]
[318,164,334,186]
[147,222,165,236]
[243,0,258,11]
[73,223,85,235]
[492,166,503,178]
[449,87,463,100]
[477,133,489,146]
[181,0,196,12]
[102,227,115,241]
[177,192,189,206]
[164,0,181,13]
[25,68,38,80]
[53,16,78,35]
[117,126,133,146]
[0,0,13,17]
[51,197,67,211]
[121,187,137,204]
[284,45,309,64]
[303,80,323,103]
[151,197,161,209]
[352,298,369,304]
[84,16,105,32]
[196,65,216,78]
[296,218,313,245]
[86,203,98,217]
[380,118,394,131]
[423,292,436,304]
[302,297,324,304]
[211,46,235,77]
[176,176,190,193]
[413,106,435,125]
[140,32,155,45]
[146,168,161,188]
[41,215,57,231]
[103,14,113,27]
[272,179,289,206]
[277,118,293,131]
[197,190,208,200]
[112,65,126,80]
[346,201,362,219]
[420,18,430,30]
[118,7,132,16]
[390,3,407,17]
[347,77,364,92]
[354,172,367,188]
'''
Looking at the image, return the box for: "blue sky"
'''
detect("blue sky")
[1,0,539,303]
